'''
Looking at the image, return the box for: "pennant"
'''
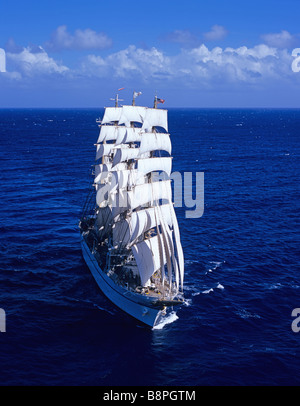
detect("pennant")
[118,87,125,91]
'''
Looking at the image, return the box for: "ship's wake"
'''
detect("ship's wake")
[152,311,179,330]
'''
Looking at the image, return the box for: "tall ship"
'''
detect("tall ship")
[79,91,184,327]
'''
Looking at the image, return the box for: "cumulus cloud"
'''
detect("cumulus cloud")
[81,45,171,79]
[81,43,293,88]
[45,25,112,51]
[7,46,69,76]
[203,25,228,41]
[2,39,297,93]
[261,30,298,49]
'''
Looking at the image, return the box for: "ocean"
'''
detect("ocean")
[0,107,299,386]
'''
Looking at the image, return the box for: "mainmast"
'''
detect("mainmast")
[132,91,142,106]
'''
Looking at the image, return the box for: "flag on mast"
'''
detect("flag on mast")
[132,91,142,106]
[157,97,165,104]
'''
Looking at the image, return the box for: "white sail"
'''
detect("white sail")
[95,143,116,161]
[139,133,171,156]
[118,105,146,127]
[97,126,126,143]
[142,108,168,132]
[112,203,173,248]
[110,180,172,218]
[96,168,146,207]
[112,169,145,190]
[101,107,122,124]
[137,157,172,176]
[94,163,111,183]
[169,204,184,290]
[115,127,142,145]
[132,235,167,286]
[128,180,172,211]
[112,147,140,167]
[94,162,128,184]
[156,205,179,290]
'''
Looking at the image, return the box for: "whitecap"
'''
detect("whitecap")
[208,261,224,271]
[202,288,214,294]
[216,283,224,290]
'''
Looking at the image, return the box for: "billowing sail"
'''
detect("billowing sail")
[132,235,166,286]
[109,179,172,218]
[95,143,116,161]
[112,203,173,248]
[118,105,146,127]
[137,157,172,176]
[139,133,171,156]
[94,162,128,184]
[115,127,142,145]
[112,147,140,167]
[97,126,126,143]
[101,107,122,124]
[142,108,168,132]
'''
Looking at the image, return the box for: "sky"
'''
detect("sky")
[0,0,300,108]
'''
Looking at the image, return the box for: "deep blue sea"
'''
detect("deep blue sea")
[0,108,299,386]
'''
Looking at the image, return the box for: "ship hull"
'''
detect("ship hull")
[80,235,164,327]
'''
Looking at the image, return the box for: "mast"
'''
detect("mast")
[132,91,142,106]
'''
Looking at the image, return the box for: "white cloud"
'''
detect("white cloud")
[2,40,297,93]
[82,45,171,79]
[45,25,112,51]
[261,30,298,49]
[81,43,293,88]
[7,46,69,76]
[181,44,279,84]
[203,25,228,41]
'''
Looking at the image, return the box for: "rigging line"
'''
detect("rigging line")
[81,182,96,220]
